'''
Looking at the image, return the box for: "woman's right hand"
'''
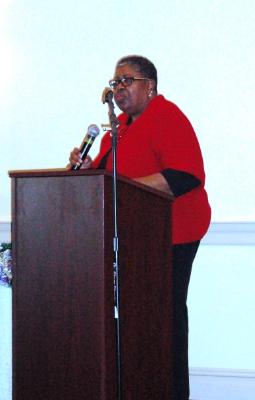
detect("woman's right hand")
[67,148,92,170]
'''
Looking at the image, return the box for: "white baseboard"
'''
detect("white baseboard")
[189,368,255,400]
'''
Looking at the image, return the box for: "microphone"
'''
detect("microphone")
[72,124,100,171]
[102,87,113,104]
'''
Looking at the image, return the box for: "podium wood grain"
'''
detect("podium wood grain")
[10,169,173,400]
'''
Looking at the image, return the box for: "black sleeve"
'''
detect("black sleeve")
[161,168,201,197]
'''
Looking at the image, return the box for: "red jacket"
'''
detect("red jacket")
[92,95,211,244]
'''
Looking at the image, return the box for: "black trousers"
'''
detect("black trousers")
[172,241,200,400]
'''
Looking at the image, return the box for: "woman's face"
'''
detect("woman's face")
[112,64,154,121]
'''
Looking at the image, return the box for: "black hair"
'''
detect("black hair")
[116,55,158,93]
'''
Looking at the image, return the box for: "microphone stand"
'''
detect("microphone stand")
[104,91,123,400]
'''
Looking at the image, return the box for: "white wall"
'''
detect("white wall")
[1,1,255,399]
[189,244,255,370]
[1,0,255,221]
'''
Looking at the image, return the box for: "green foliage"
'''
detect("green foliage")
[0,243,12,252]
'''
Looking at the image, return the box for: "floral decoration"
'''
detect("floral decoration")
[0,243,12,287]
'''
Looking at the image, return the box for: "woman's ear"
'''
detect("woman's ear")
[148,80,157,97]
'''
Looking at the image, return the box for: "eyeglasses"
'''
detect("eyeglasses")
[109,76,150,89]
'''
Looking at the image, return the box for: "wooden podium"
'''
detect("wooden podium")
[9,169,174,400]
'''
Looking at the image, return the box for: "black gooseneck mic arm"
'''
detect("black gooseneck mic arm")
[102,87,123,400]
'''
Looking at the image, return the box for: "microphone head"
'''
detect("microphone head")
[88,124,100,138]
[102,87,113,104]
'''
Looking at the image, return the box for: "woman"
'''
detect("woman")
[69,55,211,400]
